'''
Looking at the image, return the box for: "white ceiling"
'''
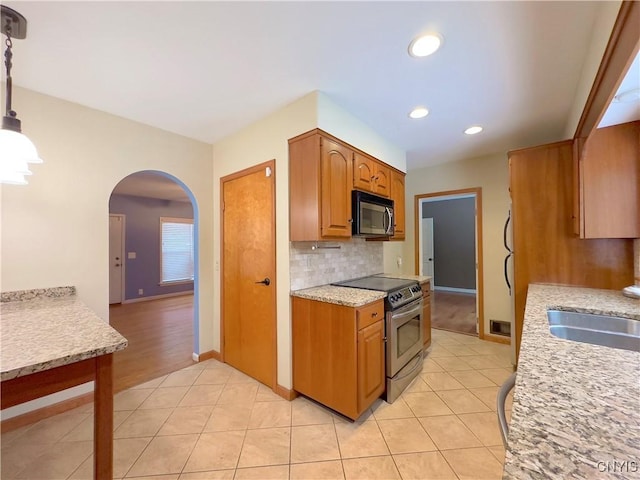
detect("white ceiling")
[5,1,616,172]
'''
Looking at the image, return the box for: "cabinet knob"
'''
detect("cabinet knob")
[372,312,378,317]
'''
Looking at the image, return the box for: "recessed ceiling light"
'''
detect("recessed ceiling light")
[408,33,443,57]
[409,107,429,119]
[464,125,483,135]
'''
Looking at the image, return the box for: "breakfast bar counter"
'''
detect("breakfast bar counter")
[1,286,128,480]
[505,284,640,479]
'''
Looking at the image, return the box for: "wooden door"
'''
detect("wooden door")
[222,160,276,387]
[109,215,125,304]
[320,137,353,237]
[390,170,405,239]
[357,321,385,412]
[422,218,434,279]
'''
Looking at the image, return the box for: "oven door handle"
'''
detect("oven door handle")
[391,300,423,324]
[393,350,424,381]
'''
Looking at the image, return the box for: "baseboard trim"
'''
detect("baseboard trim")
[484,333,511,345]
[0,392,93,433]
[121,290,194,304]
[196,350,221,362]
[276,384,298,401]
[433,286,477,294]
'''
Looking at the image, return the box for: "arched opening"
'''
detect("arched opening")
[108,170,200,391]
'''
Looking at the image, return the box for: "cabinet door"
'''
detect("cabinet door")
[353,152,375,192]
[373,163,391,197]
[579,121,639,238]
[390,170,406,239]
[321,137,353,238]
[509,141,632,360]
[357,320,385,412]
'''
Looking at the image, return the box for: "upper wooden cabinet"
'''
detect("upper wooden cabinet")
[289,130,353,241]
[390,170,406,240]
[289,128,405,242]
[353,153,390,198]
[509,140,633,361]
[573,121,640,239]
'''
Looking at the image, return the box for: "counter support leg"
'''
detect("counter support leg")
[94,354,113,480]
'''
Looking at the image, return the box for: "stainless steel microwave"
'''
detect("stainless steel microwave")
[352,190,394,237]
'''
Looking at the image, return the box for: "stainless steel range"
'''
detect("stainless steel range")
[332,275,424,403]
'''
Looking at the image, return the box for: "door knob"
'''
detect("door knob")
[255,278,271,286]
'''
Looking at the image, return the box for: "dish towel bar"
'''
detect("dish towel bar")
[497,371,517,448]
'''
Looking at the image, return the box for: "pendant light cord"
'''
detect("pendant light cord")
[4,25,14,118]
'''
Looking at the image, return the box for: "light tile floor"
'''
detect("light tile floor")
[1,329,514,479]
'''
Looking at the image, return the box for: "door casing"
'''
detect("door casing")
[109,214,126,304]
[414,188,484,339]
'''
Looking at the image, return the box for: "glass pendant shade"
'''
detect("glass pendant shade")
[0,129,42,185]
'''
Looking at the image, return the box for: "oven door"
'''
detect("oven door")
[386,298,423,378]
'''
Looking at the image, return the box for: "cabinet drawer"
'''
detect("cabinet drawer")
[357,301,384,330]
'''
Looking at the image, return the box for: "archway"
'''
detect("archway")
[108,170,200,391]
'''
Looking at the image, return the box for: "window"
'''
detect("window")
[160,217,194,284]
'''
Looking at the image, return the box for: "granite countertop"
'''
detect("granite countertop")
[375,273,432,284]
[504,284,640,480]
[291,285,386,307]
[1,287,128,381]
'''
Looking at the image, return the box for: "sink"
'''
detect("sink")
[547,310,640,353]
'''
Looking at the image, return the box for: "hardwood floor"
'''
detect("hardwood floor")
[431,290,477,336]
[109,294,195,392]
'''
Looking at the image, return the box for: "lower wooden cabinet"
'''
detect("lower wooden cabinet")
[292,296,385,420]
[357,321,386,412]
[421,281,432,348]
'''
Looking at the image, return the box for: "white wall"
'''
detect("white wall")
[564,1,621,138]
[403,152,511,336]
[1,87,214,417]
[212,91,406,390]
[317,92,406,172]
[211,92,317,391]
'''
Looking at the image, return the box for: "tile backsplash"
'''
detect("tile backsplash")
[290,238,384,290]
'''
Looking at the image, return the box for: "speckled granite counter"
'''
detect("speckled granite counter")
[291,285,386,307]
[504,284,640,480]
[1,287,128,381]
[376,273,431,285]
[1,287,128,478]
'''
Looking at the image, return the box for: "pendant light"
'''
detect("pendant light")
[1,5,42,185]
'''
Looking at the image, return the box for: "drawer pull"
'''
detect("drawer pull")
[372,312,378,317]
